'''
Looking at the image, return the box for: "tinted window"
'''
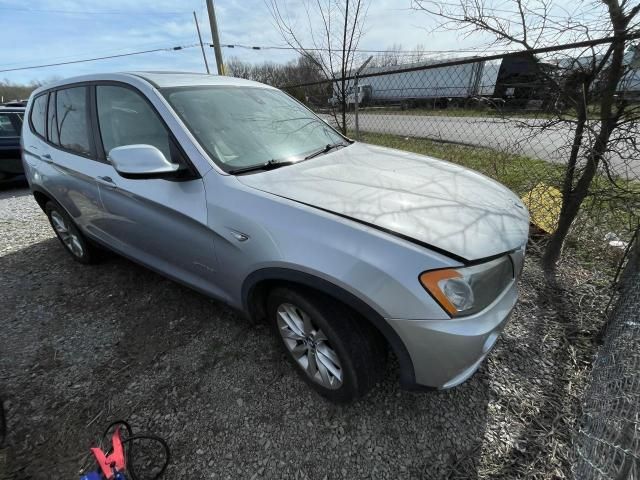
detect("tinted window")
[47,92,59,144]
[0,113,20,137]
[96,85,172,161]
[56,87,91,156]
[30,94,47,138]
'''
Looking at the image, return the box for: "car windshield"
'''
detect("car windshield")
[161,86,346,171]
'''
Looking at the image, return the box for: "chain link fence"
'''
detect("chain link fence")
[573,229,640,479]
[280,40,640,478]
[283,39,640,273]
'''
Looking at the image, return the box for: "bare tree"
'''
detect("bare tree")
[370,44,432,67]
[225,58,254,80]
[226,55,323,86]
[413,0,640,275]
[267,0,370,134]
[374,44,404,67]
[226,55,325,103]
[0,79,45,103]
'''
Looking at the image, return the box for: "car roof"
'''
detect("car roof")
[30,71,275,96]
[127,71,276,89]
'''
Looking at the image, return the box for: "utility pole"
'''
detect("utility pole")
[193,11,210,74]
[206,0,225,75]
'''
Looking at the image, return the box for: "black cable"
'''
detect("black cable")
[100,420,170,480]
[122,434,171,480]
[0,44,200,74]
[102,420,134,439]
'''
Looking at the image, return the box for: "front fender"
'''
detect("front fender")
[241,267,417,388]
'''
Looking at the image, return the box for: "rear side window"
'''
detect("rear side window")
[30,94,47,138]
[56,87,91,156]
[0,113,20,137]
[47,92,59,145]
[96,85,173,161]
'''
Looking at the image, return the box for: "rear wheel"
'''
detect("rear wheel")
[268,287,386,402]
[45,201,100,264]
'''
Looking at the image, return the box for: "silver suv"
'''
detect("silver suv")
[22,72,529,402]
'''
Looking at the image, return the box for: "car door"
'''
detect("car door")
[38,87,105,233]
[92,83,219,294]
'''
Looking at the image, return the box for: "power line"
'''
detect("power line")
[0,41,520,74]
[214,42,519,54]
[0,44,201,74]
[0,38,202,69]
[0,7,191,15]
[3,34,630,75]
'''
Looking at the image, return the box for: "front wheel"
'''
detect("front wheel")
[268,287,386,402]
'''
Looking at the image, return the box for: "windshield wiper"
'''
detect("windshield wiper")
[228,142,350,175]
[304,142,349,161]
[228,159,296,175]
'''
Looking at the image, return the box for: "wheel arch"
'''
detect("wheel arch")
[242,267,416,387]
[31,186,82,218]
[32,188,52,212]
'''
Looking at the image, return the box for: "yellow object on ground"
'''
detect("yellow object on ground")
[521,183,562,234]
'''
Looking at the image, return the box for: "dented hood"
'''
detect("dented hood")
[236,142,529,261]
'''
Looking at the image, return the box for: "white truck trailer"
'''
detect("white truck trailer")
[328,54,545,109]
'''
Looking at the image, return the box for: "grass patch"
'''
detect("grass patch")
[354,130,564,196]
[357,102,636,120]
[361,107,559,120]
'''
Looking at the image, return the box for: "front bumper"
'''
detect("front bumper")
[388,280,517,389]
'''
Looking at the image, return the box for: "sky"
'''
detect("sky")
[0,0,500,84]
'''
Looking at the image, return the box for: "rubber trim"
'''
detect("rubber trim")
[241,267,417,387]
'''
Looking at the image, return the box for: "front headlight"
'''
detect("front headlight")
[419,256,514,317]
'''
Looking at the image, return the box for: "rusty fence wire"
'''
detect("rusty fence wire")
[282,38,640,274]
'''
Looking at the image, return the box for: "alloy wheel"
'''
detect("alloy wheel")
[50,210,84,258]
[276,302,343,389]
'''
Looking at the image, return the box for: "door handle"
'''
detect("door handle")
[96,175,117,189]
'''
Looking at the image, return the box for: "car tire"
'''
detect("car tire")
[267,287,387,402]
[45,201,101,264]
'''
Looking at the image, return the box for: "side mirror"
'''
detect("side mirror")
[108,144,180,179]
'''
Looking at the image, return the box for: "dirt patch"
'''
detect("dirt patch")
[1,187,607,479]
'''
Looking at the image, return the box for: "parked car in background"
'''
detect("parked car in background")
[0,107,25,183]
[22,72,529,402]
[2,100,28,107]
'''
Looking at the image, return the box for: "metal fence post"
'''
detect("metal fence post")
[354,75,360,140]
[353,56,373,141]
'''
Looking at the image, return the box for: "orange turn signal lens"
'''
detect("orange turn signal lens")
[419,269,462,316]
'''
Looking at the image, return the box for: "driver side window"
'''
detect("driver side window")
[96,85,175,163]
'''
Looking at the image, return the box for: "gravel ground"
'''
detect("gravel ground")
[0,185,609,479]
